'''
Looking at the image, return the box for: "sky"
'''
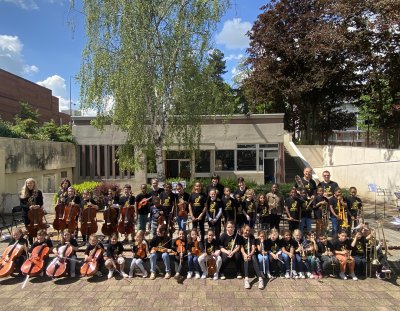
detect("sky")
[0,0,267,113]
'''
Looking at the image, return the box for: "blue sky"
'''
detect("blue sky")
[0,0,266,113]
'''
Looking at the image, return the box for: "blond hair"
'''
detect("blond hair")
[19,178,37,199]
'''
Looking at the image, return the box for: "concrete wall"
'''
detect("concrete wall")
[298,145,400,202]
[0,138,76,213]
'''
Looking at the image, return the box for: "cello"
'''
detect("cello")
[0,241,25,278]
[101,203,117,237]
[53,201,66,232]
[63,201,80,234]
[26,207,47,238]
[46,244,72,278]
[80,244,103,277]
[80,201,98,237]
[21,243,50,277]
[118,200,135,236]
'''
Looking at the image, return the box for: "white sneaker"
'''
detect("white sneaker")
[350,273,358,281]
[285,272,290,279]
[150,272,156,280]
[237,273,243,279]
[244,277,250,289]
[108,270,114,279]
[291,271,298,279]
[220,274,226,280]
[201,273,207,279]
[299,272,305,279]
[258,277,264,289]
[306,272,312,278]
[142,271,148,278]
[266,273,272,279]
[187,271,193,279]
[128,270,134,278]
[121,272,128,278]
[339,272,347,280]
[195,272,201,279]
[165,272,171,279]
[213,272,218,280]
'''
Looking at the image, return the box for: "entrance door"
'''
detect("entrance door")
[263,158,276,184]
[179,160,191,179]
[166,160,179,178]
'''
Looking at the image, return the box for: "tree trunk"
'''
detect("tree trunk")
[155,142,165,182]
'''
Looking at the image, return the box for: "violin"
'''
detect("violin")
[46,244,73,278]
[0,241,25,278]
[63,201,80,234]
[177,200,188,218]
[151,246,177,256]
[80,244,103,277]
[101,204,117,236]
[206,257,217,277]
[53,202,66,231]
[81,201,98,236]
[176,239,186,255]
[26,207,47,238]
[117,200,135,235]
[134,242,147,259]
[137,197,151,210]
[21,243,50,276]
[191,240,201,257]
[157,214,166,226]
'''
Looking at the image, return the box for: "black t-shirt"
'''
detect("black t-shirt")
[106,241,124,258]
[240,235,256,254]
[206,197,222,220]
[206,183,224,199]
[149,235,171,250]
[149,188,164,198]
[243,199,256,218]
[294,178,317,197]
[176,192,190,215]
[317,181,339,197]
[352,237,366,256]
[255,239,267,254]
[119,195,135,207]
[219,232,239,250]
[332,238,352,252]
[285,196,300,220]
[159,191,176,217]
[316,240,335,257]
[346,196,362,217]
[312,195,329,219]
[201,239,219,255]
[329,196,345,215]
[234,187,247,201]
[258,203,269,218]
[84,242,105,256]
[280,238,296,253]
[299,195,312,218]
[136,192,152,215]
[265,238,281,254]
[66,195,81,206]
[222,196,236,221]
[189,192,207,216]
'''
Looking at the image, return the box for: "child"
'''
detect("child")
[285,188,301,232]
[256,230,271,278]
[149,196,163,237]
[188,182,207,242]
[198,229,222,280]
[81,189,99,246]
[346,187,363,229]
[266,228,282,277]
[104,233,128,279]
[222,187,236,224]
[240,224,264,289]
[312,186,329,237]
[257,193,269,231]
[187,229,202,279]
[299,188,312,233]
[206,188,223,238]
[243,189,256,229]
[316,234,338,277]
[303,231,322,279]
[279,229,296,278]
[332,231,357,280]
[8,228,28,276]
[129,230,149,278]
[28,229,53,273]
[351,229,366,277]
[172,229,187,280]
[82,234,104,277]
[219,221,242,280]
[149,225,172,280]
[292,229,306,278]
[235,194,246,230]
[329,188,348,237]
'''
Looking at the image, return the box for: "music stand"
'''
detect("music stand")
[368,183,378,219]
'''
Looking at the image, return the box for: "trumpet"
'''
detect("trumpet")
[346,249,353,264]
[337,197,349,230]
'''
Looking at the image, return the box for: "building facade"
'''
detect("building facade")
[72,114,286,190]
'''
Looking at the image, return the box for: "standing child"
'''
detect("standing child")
[129,230,149,278]
[187,229,202,279]
[104,233,128,279]
[235,194,246,230]
[222,187,236,225]
[312,186,329,236]
[198,229,222,280]
[347,187,363,229]
[285,188,301,232]
[206,189,223,239]
[257,193,269,231]
[149,196,163,237]
[240,224,264,289]
[243,189,256,229]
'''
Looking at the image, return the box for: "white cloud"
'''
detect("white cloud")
[224,53,244,61]
[37,75,71,111]
[216,18,252,49]
[0,35,39,75]
[0,0,39,10]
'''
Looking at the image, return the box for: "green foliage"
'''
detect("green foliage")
[11,118,39,138]
[0,118,16,138]
[71,181,102,196]
[16,102,39,121]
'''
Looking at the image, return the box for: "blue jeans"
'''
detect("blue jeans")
[187,254,200,273]
[150,252,170,273]
[137,214,148,231]
[280,253,295,272]
[257,254,270,274]
[300,217,312,233]
[176,216,187,233]
[330,216,339,237]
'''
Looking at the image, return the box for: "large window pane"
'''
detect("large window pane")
[195,150,210,173]
[237,149,256,171]
[215,150,234,171]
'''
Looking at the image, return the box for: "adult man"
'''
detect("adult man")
[317,170,339,198]
[295,167,317,198]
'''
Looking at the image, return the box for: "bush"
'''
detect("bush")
[72,181,102,196]
[92,182,121,208]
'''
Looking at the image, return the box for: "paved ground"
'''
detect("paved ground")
[0,200,400,311]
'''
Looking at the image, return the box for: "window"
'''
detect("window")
[237,149,256,171]
[215,150,234,171]
[195,150,210,173]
